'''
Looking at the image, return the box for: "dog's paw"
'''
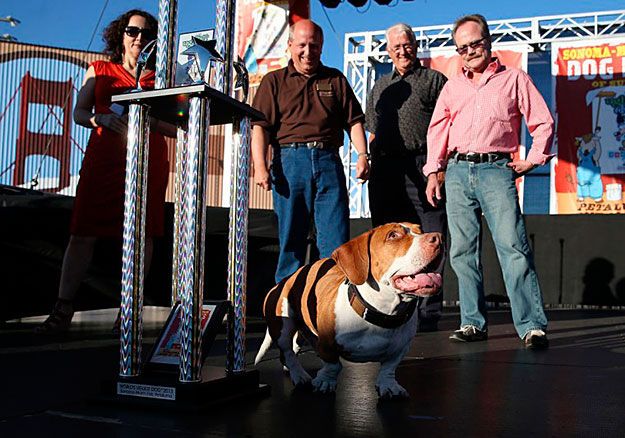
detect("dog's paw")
[375,380,409,399]
[312,375,337,393]
[289,368,312,387]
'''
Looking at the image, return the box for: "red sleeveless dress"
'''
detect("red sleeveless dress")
[70,60,169,237]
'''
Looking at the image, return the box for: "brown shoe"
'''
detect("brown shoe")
[34,301,74,334]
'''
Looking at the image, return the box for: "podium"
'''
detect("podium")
[108,84,268,407]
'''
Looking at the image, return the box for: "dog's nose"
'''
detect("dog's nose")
[425,232,442,247]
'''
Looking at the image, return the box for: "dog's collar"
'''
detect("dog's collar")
[347,282,417,329]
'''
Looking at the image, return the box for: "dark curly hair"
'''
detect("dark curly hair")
[102,9,158,64]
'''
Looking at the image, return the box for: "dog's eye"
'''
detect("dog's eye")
[386,230,401,241]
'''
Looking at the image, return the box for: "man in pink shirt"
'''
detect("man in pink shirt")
[424,14,554,350]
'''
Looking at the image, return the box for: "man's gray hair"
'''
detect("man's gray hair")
[385,23,417,46]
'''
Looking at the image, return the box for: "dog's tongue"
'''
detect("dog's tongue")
[394,273,442,292]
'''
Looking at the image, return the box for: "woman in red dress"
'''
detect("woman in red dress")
[36,9,175,332]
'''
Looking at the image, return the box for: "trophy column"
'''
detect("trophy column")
[170,127,187,306]
[119,103,150,378]
[176,96,211,382]
[226,115,250,374]
[214,0,250,376]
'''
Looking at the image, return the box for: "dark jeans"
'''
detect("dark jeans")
[271,146,349,283]
[368,153,447,324]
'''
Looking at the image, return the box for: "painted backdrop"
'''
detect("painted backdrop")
[552,38,625,214]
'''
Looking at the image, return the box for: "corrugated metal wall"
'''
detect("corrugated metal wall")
[0,41,273,210]
[0,42,105,194]
[246,84,273,210]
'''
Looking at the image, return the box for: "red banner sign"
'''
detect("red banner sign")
[237,0,290,85]
[553,39,625,214]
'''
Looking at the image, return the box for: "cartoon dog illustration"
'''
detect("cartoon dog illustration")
[576,130,603,202]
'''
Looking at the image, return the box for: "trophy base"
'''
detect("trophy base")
[101,366,269,410]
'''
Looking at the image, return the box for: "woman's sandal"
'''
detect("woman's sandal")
[34,301,74,334]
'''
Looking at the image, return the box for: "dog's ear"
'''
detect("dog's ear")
[407,223,422,235]
[331,230,371,285]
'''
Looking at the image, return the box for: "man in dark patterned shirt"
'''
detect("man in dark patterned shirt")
[365,23,447,331]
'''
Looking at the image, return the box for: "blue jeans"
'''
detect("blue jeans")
[271,146,349,283]
[445,157,547,339]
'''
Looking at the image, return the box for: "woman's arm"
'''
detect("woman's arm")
[73,66,97,128]
[73,65,127,134]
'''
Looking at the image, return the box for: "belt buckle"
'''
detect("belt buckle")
[465,152,480,163]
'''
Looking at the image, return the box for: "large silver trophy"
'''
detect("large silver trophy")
[111,0,265,405]
[182,36,249,101]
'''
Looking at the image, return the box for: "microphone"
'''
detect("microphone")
[134,39,158,91]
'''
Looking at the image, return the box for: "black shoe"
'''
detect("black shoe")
[524,330,549,350]
[34,301,74,334]
[449,326,488,342]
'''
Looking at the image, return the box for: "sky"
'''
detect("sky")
[3,0,625,69]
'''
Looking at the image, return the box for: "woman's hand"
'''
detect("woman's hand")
[93,113,128,135]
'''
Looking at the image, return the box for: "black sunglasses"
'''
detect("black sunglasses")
[456,37,487,55]
[124,26,155,39]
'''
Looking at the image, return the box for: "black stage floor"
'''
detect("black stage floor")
[1,307,624,437]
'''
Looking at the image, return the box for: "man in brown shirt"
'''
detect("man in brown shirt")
[251,19,369,283]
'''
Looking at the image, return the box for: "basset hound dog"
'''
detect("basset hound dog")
[254,222,444,398]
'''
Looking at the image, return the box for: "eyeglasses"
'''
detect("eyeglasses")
[389,43,415,54]
[124,26,155,40]
[455,37,487,55]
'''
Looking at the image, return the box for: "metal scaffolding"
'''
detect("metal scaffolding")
[341,9,625,218]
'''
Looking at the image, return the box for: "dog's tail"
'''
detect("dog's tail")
[254,328,272,366]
